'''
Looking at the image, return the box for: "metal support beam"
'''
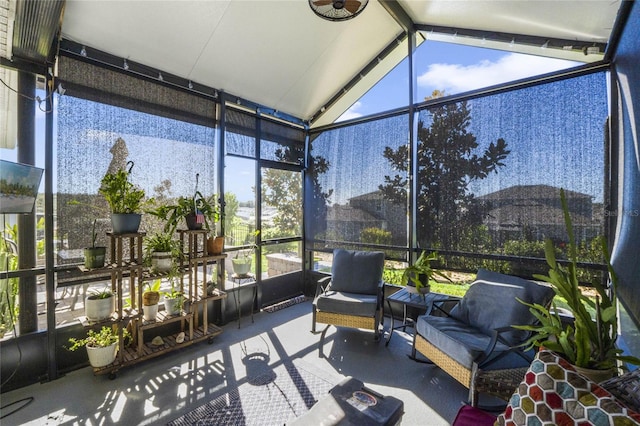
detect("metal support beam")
[379,0,414,32]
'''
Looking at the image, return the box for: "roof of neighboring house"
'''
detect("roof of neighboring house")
[477,185,592,202]
[484,202,594,225]
[348,191,386,202]
[327,204,381,222]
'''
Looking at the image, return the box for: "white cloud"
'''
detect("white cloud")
[417,54,578,94]
[337,101,364,122]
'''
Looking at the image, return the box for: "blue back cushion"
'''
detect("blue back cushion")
[330,249,385,295]
[450,268,556,346]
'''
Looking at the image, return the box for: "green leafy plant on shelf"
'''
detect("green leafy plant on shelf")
[143,232,183,265]
[514,189,640,371]
[87,285,113,299]
[100,162,146,214]
[147,192,220,235]
[67,326,129,350]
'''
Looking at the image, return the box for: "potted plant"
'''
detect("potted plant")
[143,232,183,272]
[515,189,640,381]
[401,250,450,294]
[67,325,129,368]
[83,219,107,269]
[232,230,259,277]
[99,161,146,234]
[142,279,161,321]
[162,269,184,316]
[84,286,115,322]
[148,192,220,233]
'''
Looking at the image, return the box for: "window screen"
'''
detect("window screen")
[307,114,409,252]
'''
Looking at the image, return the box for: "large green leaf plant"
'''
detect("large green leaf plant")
[515,189,640,370]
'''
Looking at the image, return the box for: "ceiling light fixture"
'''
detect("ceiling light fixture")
[309,0,368,21]
[80,46,87,57]
[123,59,129,70]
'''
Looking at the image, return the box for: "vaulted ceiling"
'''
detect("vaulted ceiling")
[1,1,624,127]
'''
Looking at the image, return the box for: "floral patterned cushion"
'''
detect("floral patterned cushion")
[496,350,640,426]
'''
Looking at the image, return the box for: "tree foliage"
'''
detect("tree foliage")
[262,145,332,239]
[379,90,510,249]
[262,168,302,236]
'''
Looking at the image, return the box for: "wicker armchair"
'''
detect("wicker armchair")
[312,249,385,349]
[412,269,556,406]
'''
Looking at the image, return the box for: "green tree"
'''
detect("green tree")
[380,90,510,249]
[223,191,239,232]
[262,168,302,236]
[262,145,332,240]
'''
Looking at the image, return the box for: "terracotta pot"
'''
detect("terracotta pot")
[207,236,224,255]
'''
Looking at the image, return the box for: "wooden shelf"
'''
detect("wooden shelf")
[91,324,223,377]
[77,231,227,377]
[138,310,193,331]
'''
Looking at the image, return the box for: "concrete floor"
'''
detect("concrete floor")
[0,301,485,425]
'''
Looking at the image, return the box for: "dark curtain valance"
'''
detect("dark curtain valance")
[225,107,304,164]
[57,55,216,128]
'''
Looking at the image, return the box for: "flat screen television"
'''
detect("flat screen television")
[0,160,44,214]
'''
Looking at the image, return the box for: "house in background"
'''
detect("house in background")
[477,185,602,244]
[326,191,406,246]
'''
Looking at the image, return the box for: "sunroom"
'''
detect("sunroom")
[1,0,640,424]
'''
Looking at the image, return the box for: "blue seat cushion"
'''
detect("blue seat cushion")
[448,269,555,347]
[330,249,385,295]
[315,291,378,317]
[416,315,532,370]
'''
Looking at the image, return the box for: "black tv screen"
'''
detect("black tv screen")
[0,160,44,214]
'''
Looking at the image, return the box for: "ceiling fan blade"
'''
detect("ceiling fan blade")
[344,0,362,14]
[312,0,334,6]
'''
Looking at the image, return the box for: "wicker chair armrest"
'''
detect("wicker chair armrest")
[600,368,640,413]
[476,326,532,367]
[315,276,332,297]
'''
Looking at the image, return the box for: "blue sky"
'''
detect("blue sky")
[226,41,582,202]
[339,40,579,120]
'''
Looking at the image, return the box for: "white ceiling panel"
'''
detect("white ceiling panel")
[51,0,624,125]
[61,0,403,122]
[399,0,620,43]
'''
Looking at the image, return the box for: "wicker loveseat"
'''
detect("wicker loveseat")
[412,268,556,406]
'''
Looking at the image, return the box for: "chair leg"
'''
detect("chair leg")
[319,324,330,357]
[311,306,319,334]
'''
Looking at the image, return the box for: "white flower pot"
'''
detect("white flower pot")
[163,295,183,315]
[86,342,118,368]
[232,258,252,277]
[143,304,158,321]
[85,295,115,321]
